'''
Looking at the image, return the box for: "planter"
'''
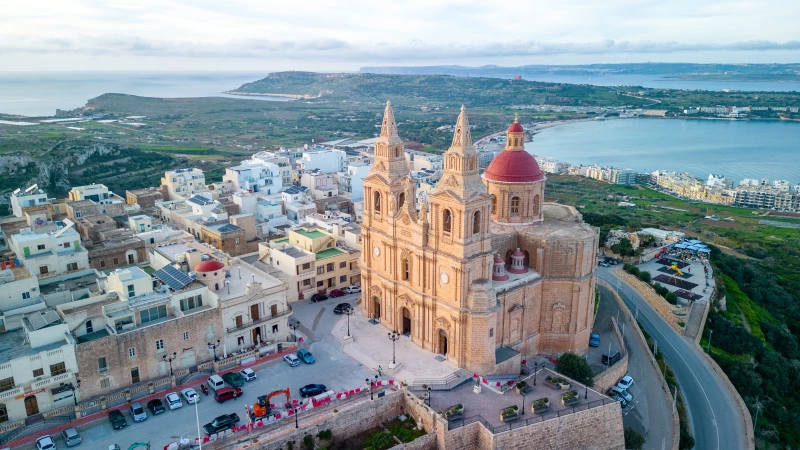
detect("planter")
[531,397,549,414]
[562,397,580,407]
[560,383,571,391]
[544,376,569,390]
[561,390,579,407]
[533,404,550,414]
[444,404,464,421]
[515,382,532,395]
[500,406,519,422]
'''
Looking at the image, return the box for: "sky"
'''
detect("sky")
[2,0,800,71]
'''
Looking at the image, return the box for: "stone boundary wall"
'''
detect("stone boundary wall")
[697,348,755,450]
[692,296,711,345]
[598,278,680,450]
[389,432,437,450]
[614,268,687,333]
[593,317,629,392]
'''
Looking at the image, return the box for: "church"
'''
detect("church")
[360,102,599,375]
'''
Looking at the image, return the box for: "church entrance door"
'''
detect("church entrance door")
[438,330,448,355]
[373,296,381,320]
[402,307,411,336]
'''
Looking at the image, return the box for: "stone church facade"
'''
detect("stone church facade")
[360,103,599,374]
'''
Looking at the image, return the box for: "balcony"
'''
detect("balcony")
[226,305,292,333]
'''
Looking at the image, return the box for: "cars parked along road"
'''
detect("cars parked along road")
[222,371,245,387]
[299,384,327,398]
[203,413,240,435]
[108,409,128,430]
[35,435,56,450]
[297,349,315,364]
[284,354,300,367]
[589,333,600,347]
[129,402,147,422]
[344,285,361,294]
[181,387,200,404]
[239,367,257,381]
[311,293,328,302]
[147,398,166,415]
[165,392,183,410]
[61,427,82,447]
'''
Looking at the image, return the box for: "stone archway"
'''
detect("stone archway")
[437,329,448,355]
[401,307,412,336]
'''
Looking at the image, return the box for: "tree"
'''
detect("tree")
[624,427,646,450]
[611,238,636,257]
[556,352,594,386]
[637,271,652,283]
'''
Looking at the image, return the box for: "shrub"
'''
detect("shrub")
[561,389,578,401]
[317,429,333,441]
[301,435,314,450]
[637,271,651,283]
[665,292,679,305]
[364,432,394,450]
[556,353,594,386]
[623,263,639,275]
[624,427,646,450]
[532,397,549,409]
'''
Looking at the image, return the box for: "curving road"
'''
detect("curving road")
[597,267,749,450]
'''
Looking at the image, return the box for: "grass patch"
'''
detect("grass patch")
[719,274,778,343]
[386,417,426,443]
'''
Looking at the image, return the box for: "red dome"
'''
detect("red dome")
[508,121,524,133]
[194,259,225,273]
[484,150,544,183]
[494,254,505,264]
[512,248,525,257]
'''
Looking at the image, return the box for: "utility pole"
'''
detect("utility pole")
[708,329,713,353]
[673,386,678,413]
[753,398,762,431]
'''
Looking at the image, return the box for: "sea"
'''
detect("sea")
[526,118,800,184]
[517,74,800,92]
[0,72,290,117]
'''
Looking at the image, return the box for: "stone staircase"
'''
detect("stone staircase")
[684,301,707,340]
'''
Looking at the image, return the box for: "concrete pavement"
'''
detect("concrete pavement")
[596,284,674,450]
[597,267,749,450]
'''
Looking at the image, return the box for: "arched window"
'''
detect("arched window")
[443,209,452,233]
[402,258,411,281]
[0,403,7,423]
[491,196,497,214]
[473,211,481,235]
[374,192,382,212]
[510,196,520,215]
[398,193,405,209]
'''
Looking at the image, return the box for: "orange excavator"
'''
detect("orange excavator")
[253,388,291,418]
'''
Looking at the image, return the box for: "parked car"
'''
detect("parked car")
[611,386,633,402]
[239,367,257,381]
[203,413,240,435]
[311,293,328,302]
[589,333,601,347]
[165,392,183,410]
[598,260,610,267]
[329,289,345,297]
[299,384,327,398]
[610,393,628,407]
[333,303,351,314]
[213,386,242,403]
[222,371,246,387]
[108,409,128,430]
[297,349,315,364]
[181,387,200,404]
[61,427,81,447]
[617,375,635,390]
[206,374,225,391]
[147,398,166,415]
[344,285,361,294]
[129,402,147,422]
[601,351,622,366]
[284,354,300,367]
[35,435,56,450]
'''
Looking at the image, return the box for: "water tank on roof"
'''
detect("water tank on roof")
[176,254,186,263]
[108,290,116,298]
[201,254,210,261]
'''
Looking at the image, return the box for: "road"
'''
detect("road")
[597,267,748,450]
[16,294,369,450]
[596,284,674,450]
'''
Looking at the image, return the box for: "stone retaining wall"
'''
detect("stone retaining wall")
[593,317,629,393]
[614,268,688,333]
[698,348,755,450]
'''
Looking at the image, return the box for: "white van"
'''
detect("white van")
[206,375,225,391]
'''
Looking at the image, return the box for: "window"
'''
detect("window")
[32,368,44,378]
[272,324,279,333]
[155,339,164,351]
[0,378,13,393]
[63,241,71,248]
[150,238,155,244]
[317,267,324,275]
[235,238,240,245]
[98,358,107,374]
[398,192,405,208]
[327,242,332,248]
[327,263,334,272]
[0,403,7,424]
[100,378,110,389]
[85,320,93,333]
[131,367,140,383]
[129,347,136,357]
[340,275,347,283]
[22,292,30,300]
[113,257,119,265]
[510,196,520,215]
[184,332,189,341]
[302,263,311,270]
[402,258,411,281]
[100,260,106,268]
[180,295,203,312]
[67,262,78,271]
[374,192,381,212]
[339,262,346,268]
[49,362,66,376]
[39,266,49,275]
[75,211,81,219]
[443,209,452,233]
[489,328,494,337]
[302,279,311,286]
[317,281,323,287]
[37,244,45,250]
[473,211,481,235]
[127,284,136,298]
[140,305,168,323]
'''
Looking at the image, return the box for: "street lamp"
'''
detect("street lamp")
[533,362,537,386]
[387,331,400,365]
[427,386,432,407]
[208,339,220,361]
[585,382,588,400]
[344,306,354,338]
[67,379,81,406]
[225,280,231,295]
[290,321,301,342]
[521,389,526,416]
[708,329,713,353]
[294,406,301,429]
[163,351,177,376]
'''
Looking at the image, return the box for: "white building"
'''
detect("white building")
[281,187,317,224]
[68,184,123,205]
[534,156,560,174]
[342,162,371,201]
[298,149,347,173]
[300,171,339,200]
[9,221,93,286]
[0,309,78,423]
[256,241,316,301]
[223,159,284,195]
[0,261,41,315]
[405,150,443,172]
[305,211,352,232]
[10,185,50,218]
[250,152,294,187]
[161,168,208,201]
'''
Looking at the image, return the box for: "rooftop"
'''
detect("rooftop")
[316,248,345,260]
[216,259,282,301]
[154,241,225,264]
[206,222,242,234]
[293,229,327,239]
[0,328,69,361]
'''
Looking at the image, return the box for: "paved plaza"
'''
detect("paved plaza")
[638,256,712,305]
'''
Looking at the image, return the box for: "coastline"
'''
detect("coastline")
[223,91,311,100]
[476,116,600,151]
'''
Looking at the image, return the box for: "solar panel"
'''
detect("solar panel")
[153,264,194,291]
[215,223,240,233]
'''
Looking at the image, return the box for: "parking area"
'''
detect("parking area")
[15,294,371,450]
[588,294,624,376]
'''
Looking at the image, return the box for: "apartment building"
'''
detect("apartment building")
[405,150,443,172]
[161,168,207,201]
[68,184,124,205]
[285,227,360,291]
[0,309,78,422]
[297,149,347,173]
[125,187,164,209]
[222,160,284,195]
[256,241,316,302]
[9,222,93,286]
[281,186,317,223]
[10,185,51,218]
[609,168,638,185]
[340,162,372,201]
[300,171,339,200]
[250,152,294,186]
